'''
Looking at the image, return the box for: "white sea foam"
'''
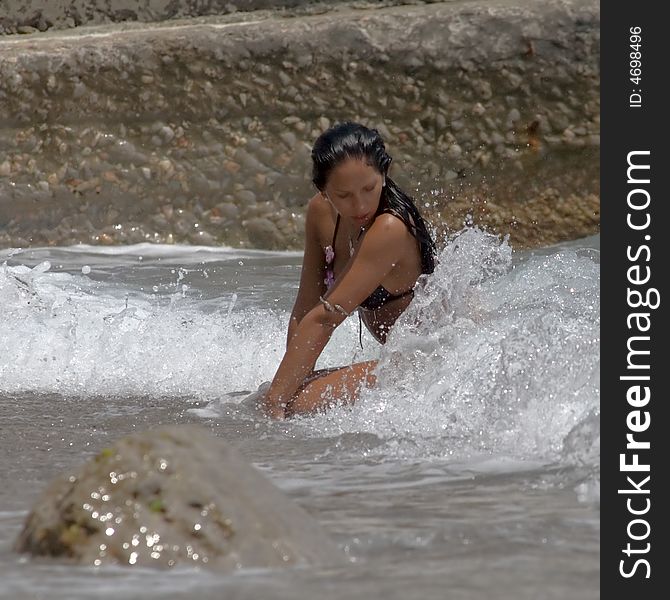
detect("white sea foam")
[0,260,279,398]
[1,229,599,478]
[296,228,600,470]
[0,256,374,399]
[0,243,302,262]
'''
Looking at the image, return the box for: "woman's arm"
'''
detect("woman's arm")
[266,304,346,418]
[264,214,410,418]
[287,195,328,348]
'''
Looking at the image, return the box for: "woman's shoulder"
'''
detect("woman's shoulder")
[306,192,334,224]
[305,192,334,246]
[356,213,413,256]
[371,211,412,239]
[306,192,331,218]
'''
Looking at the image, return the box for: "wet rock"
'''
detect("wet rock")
[223,160,241,175]
[234,148,268,173]
[189,230,217,245]
[548,112,570,133]
[451,119,465,132]
[158,126,174,143]
[236,189,257,204]
[215,202,239,220]
[107,141,146,165]
[14,425,343,570]
[245,217,283,249]
[446,144,462,160]
[151,214,170,229]
[507,108,521,125]
[173,217,194,236]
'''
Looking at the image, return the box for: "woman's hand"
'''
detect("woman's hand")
[264,402,287,420]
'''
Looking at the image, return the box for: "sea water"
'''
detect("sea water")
[0,228,599,599]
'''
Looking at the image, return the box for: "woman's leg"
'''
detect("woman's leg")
[286,360,378,417]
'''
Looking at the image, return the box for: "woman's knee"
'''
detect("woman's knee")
[287,362,377,417]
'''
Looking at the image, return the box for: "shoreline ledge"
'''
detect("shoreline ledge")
[0,0,599,250]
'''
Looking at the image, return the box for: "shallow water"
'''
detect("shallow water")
[0,230,599,599]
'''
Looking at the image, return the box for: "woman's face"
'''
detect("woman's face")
[322,158,384,228]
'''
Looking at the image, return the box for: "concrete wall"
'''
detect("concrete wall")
[0,0,599,249]
[1,1,418,34]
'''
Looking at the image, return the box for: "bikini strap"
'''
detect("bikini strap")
[332,213,341,247]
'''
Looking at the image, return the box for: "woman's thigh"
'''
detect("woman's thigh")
[286,360,378,416]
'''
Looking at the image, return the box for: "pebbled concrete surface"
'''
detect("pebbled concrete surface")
[0,0,599,249]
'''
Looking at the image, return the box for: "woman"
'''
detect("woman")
[263,122,436,419]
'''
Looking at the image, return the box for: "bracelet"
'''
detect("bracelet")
[319,295,350,317]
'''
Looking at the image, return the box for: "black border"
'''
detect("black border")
[602,3,668,596]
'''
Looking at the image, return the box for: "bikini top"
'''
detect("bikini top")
[324,213,415,311]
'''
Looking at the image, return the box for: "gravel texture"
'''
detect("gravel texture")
[0,0,600,250]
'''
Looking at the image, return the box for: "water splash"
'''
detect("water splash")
[0,260,285,399]
[1,231,600,479]
[0,255,374,399]
[300,228,600,470]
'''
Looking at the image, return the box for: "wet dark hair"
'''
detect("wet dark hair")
[311,121,436,274]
